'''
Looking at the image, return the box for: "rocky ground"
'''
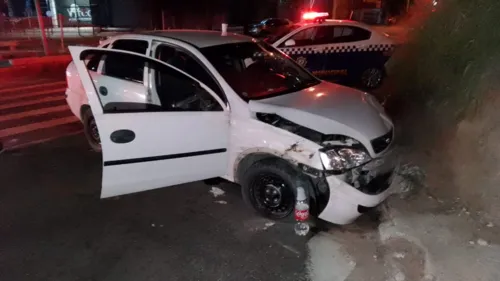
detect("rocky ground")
[305,174,500,281]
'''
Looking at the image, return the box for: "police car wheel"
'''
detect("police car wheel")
[361,67,384,89]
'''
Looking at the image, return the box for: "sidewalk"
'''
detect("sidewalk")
[306,180,500,281]
[0,26,245,40]
[1,27,100,39]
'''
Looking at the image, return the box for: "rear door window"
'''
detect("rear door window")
[331,26,371,43]
[102,52,145,83]
[111,39,149,54]
[102,39,150,82]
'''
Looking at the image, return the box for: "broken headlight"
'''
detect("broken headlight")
[320,147,371,172]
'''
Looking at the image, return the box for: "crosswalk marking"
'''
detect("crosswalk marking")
[0,88,67,102]
[0,79,82,150]
[0,95,65,110]
[0,78,63,91]
[0,116,78,138]
[0,81,67,94]
[0,105,69,122]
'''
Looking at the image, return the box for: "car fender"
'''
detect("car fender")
[227,116,323,183]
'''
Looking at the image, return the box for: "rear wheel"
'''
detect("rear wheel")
[241,159,312,221]
[82,108,102,152]
[360,67,385,89]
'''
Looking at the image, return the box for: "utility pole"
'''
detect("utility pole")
[6,0,14,17]
[34,0,50,55]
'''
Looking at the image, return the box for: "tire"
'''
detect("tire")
[360,67,385,89]
[241,159,313,221]
[82,108,102,152]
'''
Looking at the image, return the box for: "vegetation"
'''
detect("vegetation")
[387,0,500,143]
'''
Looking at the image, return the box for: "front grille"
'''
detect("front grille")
[371,129,393,154]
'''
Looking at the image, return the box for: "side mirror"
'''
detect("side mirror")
[284,39,296,47]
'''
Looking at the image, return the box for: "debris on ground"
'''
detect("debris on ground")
[209,186,225,198]
[244,218,277,232]
[477,239,489,246]
[264,222,275,229]
[392,252,406,259]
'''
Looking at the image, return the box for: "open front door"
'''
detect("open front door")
[69,46,229,198]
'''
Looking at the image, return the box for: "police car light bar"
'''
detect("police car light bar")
[302,12,329,20]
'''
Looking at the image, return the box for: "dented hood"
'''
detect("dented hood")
[248,81,392,141]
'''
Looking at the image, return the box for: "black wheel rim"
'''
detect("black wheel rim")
[362,68,383,88]
[89,117,100,144]
[249,173,295,219]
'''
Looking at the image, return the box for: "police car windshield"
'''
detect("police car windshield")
[264,24,301,44]
[201,41,319,101]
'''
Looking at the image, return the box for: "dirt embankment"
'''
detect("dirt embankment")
[387,0,500,224]
[448,89,500,225]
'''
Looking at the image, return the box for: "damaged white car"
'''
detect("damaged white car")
[65,31,396,225]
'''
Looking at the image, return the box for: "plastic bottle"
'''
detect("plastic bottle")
[294,187,310,236]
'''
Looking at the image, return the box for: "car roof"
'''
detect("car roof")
[137,30,253,48]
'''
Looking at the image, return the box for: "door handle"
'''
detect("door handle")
[99,86,108,96]
[110,129,136,144]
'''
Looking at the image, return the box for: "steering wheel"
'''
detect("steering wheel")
[173,94,199,110]
[173,90,218,111]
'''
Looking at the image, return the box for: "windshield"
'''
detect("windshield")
[201,41,319,101]
[265,24,301,44]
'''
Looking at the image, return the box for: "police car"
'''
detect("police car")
[269,13,396,89]
[65,29,396,226]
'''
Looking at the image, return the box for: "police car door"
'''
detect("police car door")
[322,26,379,81]
[275,26,328,76]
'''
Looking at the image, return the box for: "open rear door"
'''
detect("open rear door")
[69,46,229,198]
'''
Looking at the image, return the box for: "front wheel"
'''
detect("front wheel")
[360,67,385,89]
[82,108,102,152]
[241,159,312,221]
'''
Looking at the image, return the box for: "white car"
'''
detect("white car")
[65,30,396,225]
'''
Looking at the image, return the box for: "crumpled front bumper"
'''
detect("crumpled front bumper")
[317,150,397,225]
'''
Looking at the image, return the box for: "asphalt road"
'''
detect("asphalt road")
[0,134,309,281]
[0,79,309,281]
